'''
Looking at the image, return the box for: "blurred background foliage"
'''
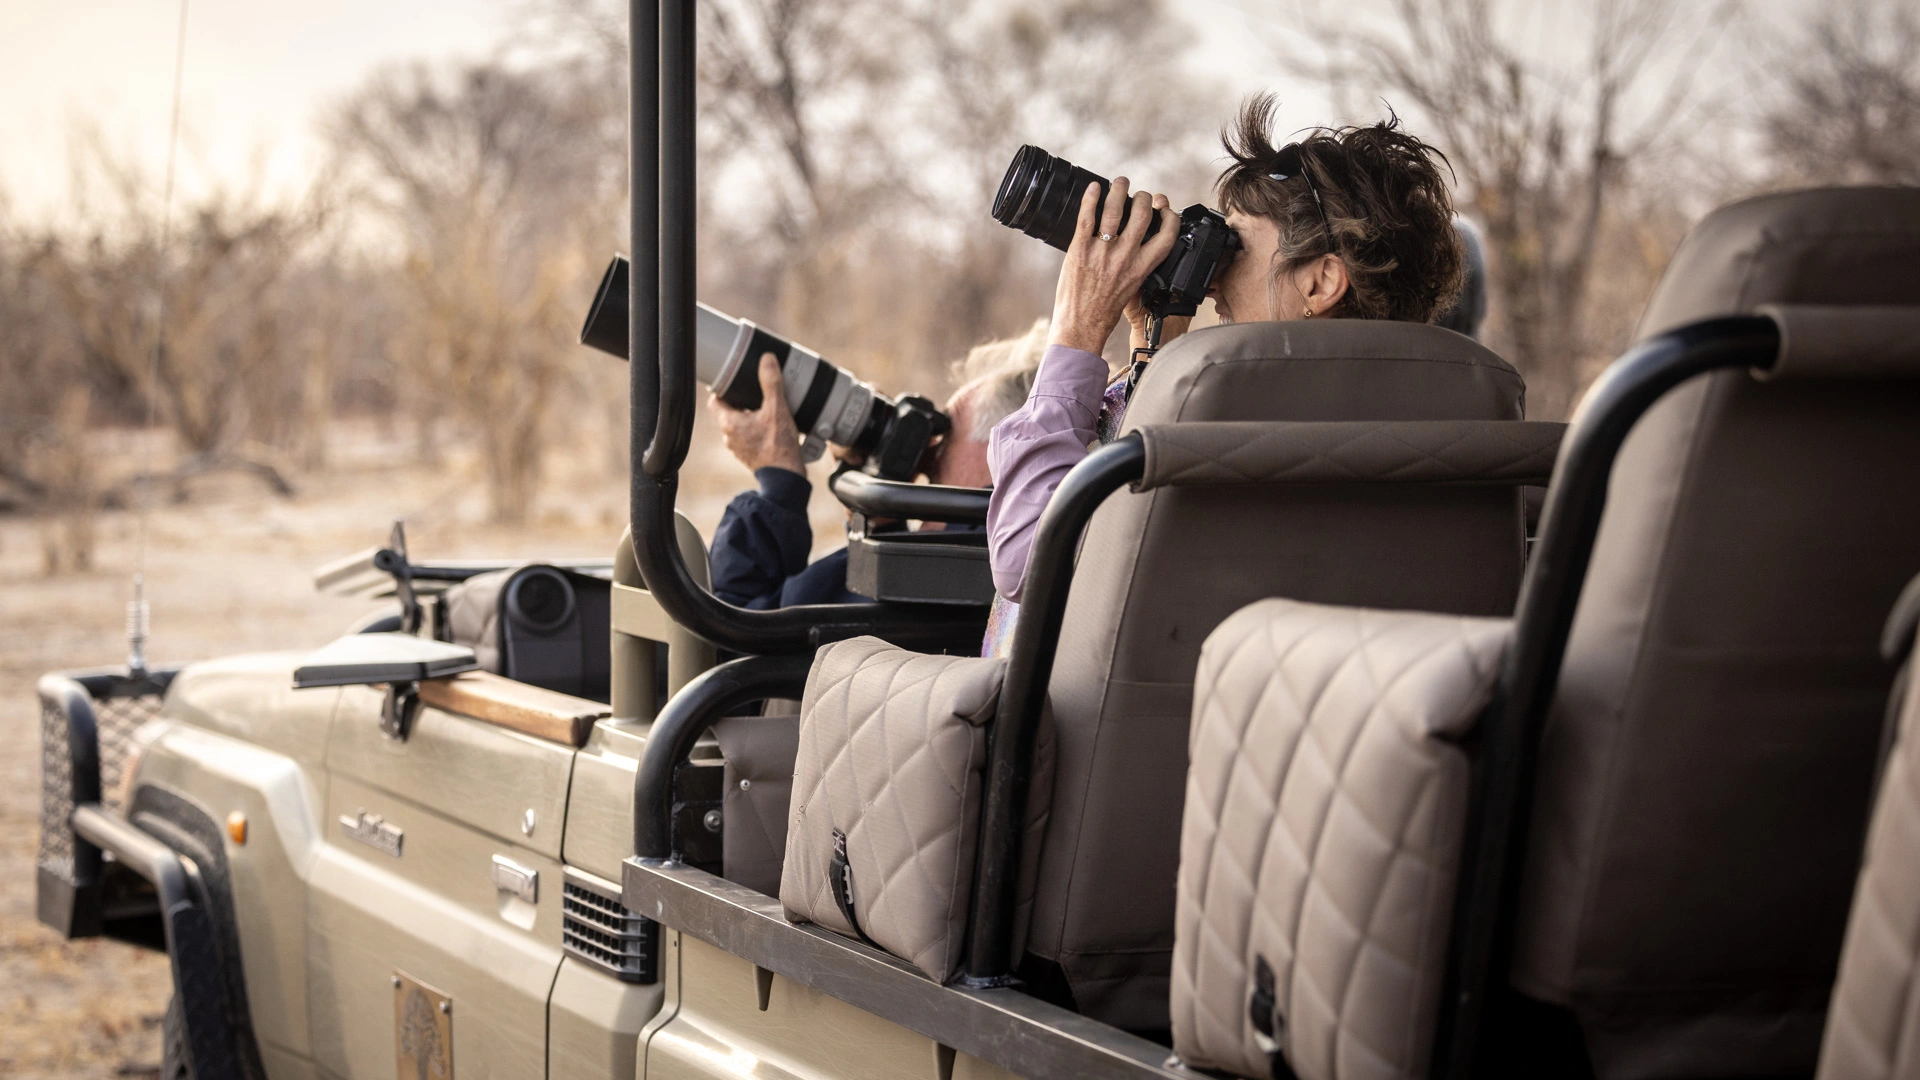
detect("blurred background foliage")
[2,0,1916,563]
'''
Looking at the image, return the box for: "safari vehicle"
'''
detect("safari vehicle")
[33,5,1920,1080]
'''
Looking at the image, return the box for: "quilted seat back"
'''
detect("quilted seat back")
[1818,575,1920,1080]
[781,637,1053,982]
[1027,320,1530,1029]
[1171,598,1512,1080]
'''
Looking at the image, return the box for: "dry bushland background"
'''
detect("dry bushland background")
[2,0,1917,1075]
[4,0,1917,539]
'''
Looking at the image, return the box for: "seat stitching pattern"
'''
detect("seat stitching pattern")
[1142,422,1562,490]
[1171,598,1510,1080]
[782,638,1017,982]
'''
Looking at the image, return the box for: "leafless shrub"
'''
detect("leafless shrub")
[1762,0,1920,186]
[1263,0,1739,417]
[328,61,623,523]
[0,206,100,571]
[901,0,1221,369]
[538,0,1220,393]
[32,131,332,496]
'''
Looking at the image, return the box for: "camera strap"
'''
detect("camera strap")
[1122,356,1152,404]
[1122,312,1166,402]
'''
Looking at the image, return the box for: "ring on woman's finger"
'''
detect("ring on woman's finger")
[1099,232,1116,242]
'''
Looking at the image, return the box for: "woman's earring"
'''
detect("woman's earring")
[1303,305,1313,319]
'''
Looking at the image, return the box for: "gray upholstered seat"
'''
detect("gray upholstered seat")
[1028,319,1531,1029]
[1507,187,1920,1078]
[1165,186,1920,1080]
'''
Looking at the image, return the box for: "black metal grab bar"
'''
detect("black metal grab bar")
[1429,314,1783,1079]
[631,653,814,861]
[828,468,992,525]
[624,0,984,657]
[963,435,1147,983]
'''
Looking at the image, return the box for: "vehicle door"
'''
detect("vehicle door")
[307,685,573,1079]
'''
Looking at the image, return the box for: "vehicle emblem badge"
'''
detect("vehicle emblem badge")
[340,808,404,858]
[394,971,452,1080]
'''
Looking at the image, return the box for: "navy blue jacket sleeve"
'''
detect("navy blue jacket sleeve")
[708,467,860,610]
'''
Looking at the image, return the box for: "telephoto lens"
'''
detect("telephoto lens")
[580,256,949,480]
[992,145,1160,251]
[991,145,1240,324]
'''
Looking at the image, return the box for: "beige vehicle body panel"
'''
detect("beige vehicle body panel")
[565,720,648,883]
[139,654,338,1065]
[142,665,669,1080]
[310,685,574,1078]
[118,522,723,1080]
[643,932,1022,1080]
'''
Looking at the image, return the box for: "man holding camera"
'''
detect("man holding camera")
[706,325,1045,610]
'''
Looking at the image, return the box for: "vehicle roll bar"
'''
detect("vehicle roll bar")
[632,653,813,861]
[1430,314,1784,1079]
[627,0,982,656]
[828,469,991,525]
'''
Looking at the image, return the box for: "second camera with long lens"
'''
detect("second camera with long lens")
[580,255,948,482]
[993,144,1240,336]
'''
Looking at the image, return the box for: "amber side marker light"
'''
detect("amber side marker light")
[227,811,248,846]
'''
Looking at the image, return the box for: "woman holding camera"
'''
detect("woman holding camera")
[983,97,1465,643]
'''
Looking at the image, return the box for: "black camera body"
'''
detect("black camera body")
[992,144,1241,322]
[1141,204,1241,319]
[860,394,948,482]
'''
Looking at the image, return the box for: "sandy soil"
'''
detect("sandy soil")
[0,417,848,1077]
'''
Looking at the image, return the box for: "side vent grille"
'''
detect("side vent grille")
[562,868,657,983]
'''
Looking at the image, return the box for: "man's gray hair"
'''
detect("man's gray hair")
[952,318,1049,441]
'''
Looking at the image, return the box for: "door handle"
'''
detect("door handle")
[490,854,538,903]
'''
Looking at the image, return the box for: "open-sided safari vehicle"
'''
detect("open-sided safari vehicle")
[34,4,1920,1080]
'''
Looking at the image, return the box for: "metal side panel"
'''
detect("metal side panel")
[623,859,1185,1080]
[648,933,1025,1080]
[327,684,575,861]
[548,955,665,1080]
[133,720,329,1065]
[564,719,649,881]
[307,773,564,1080]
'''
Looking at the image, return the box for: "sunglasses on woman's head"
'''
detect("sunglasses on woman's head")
[1269,143,1332,237]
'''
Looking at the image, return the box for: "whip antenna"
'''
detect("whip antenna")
[129,0,190,675]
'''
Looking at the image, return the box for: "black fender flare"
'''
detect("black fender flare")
[127,783,269,1080]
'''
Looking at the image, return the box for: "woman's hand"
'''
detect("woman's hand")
[707,352,805,475]
[1049,178,1180,355]
[1124,295,1192,355]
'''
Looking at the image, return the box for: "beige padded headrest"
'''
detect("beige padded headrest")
[1755,304,1920,381]
[1128,318,1525,428]
[1636,186,1920,343]
[1132,419,1564,491]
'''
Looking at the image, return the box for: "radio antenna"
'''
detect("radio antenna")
[128,0,190,676]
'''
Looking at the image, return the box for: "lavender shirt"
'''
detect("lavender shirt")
[985,343,1123,604]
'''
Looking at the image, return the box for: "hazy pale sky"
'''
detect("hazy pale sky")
[0,1,1312,226]
[0,0,1814,227]
[0,0,520,223]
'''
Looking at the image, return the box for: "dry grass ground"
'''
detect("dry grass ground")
[0,416,847,1077]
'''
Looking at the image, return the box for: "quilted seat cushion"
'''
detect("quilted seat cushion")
[1817,578,1920,1080]
[1172,598,1511,1080]
[782,637,1052,982]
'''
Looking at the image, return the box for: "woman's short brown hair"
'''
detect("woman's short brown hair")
[1218,95,1463,323]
